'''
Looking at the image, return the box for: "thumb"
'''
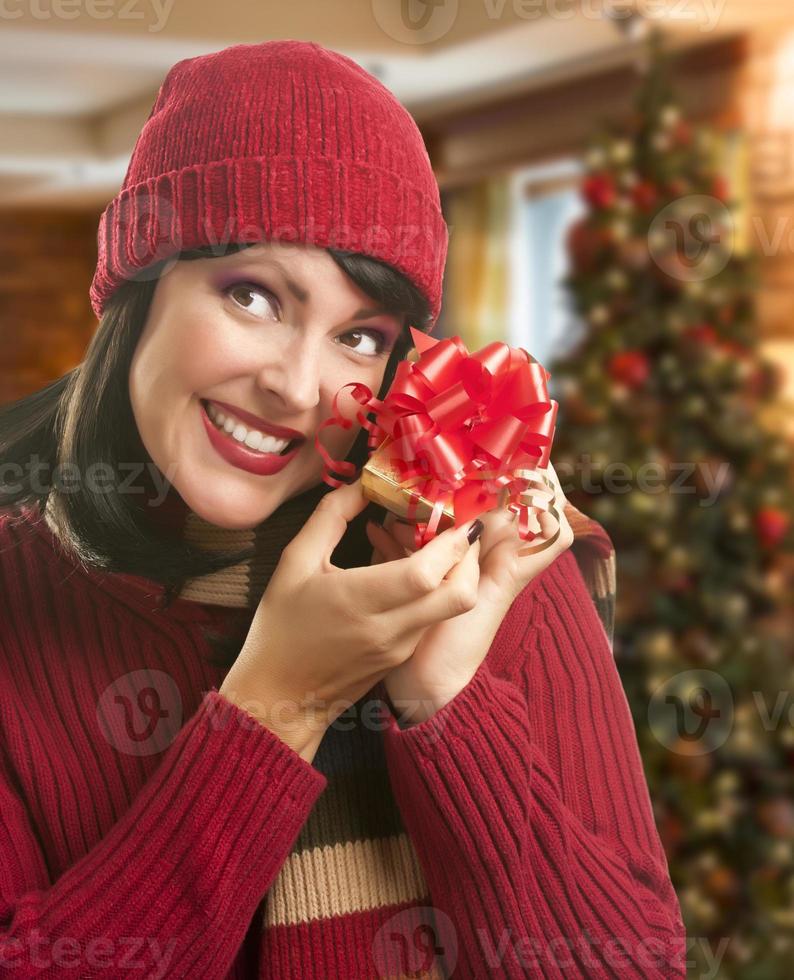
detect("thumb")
[287,476,370,571]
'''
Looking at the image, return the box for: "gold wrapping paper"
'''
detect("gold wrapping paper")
[361,437,457,531]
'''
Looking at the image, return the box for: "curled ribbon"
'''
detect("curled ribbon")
[314,327,561,555]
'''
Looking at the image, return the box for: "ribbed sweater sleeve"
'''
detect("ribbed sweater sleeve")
[0,688,327,978]
[380,549,686,979]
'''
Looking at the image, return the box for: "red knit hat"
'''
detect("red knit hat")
[89,40,448,323]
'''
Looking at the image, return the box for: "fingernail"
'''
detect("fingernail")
[466,519,484,544]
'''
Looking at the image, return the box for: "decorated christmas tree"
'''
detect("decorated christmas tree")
[549,32,794,978]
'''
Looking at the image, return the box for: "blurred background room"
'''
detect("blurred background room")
[1,1,794,976]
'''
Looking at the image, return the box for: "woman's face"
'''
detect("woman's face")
[129,241,404,529]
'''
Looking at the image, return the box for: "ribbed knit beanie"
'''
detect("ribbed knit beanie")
[89,39,449,323]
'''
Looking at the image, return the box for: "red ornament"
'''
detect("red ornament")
[674,120,692,146]
[717,304,735,325]
[582,172,617,209]
[607,350,651,388]
[719,339,751,358]
[566,218,612,273]
[711,175,730,202]
[631,180,658,212]
[754,507,791,549]
[744,366,767,399]
[668,573,694,594]
[684,322,718,345]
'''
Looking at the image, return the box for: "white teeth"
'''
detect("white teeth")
[205,401,293,454]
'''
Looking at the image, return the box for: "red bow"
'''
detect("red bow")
[315,327,560,551]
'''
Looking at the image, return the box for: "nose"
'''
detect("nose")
[254,334,323,415]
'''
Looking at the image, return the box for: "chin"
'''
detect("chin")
[177,482,282,531]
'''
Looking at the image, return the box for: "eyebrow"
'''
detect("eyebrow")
[234,254,389,320]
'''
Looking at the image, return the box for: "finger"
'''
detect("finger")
[386,517,420,553]
[479,508,564,591]
[388,507,514,566]
[286,477,370,572]
[540,508,559,535]
[389,533,482,634]
[475,507,519,556]
[510,508,570,565]
[344,517,482,614]
[365,520,409,563]
[382,511,407,539]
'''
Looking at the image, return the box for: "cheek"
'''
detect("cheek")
[151,317,258,399]
[320,360,388,434]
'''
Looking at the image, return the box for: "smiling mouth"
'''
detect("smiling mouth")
[200,399,303,456]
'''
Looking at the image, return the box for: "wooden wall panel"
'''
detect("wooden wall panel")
[0,209,100,404]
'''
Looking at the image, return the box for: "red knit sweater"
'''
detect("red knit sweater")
[0,505,685,978]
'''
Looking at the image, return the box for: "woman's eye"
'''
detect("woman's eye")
[223,282,392,359]
[224,282,278,319]
[338,329,391,359]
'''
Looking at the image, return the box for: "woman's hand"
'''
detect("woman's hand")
[219,476,483,758]
[366,462,575,726]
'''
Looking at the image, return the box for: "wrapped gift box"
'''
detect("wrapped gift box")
[319,328,559,549]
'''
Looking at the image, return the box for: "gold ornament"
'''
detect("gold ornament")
[610,139,633,164]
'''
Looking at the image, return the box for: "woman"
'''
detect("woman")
[0,40,684,979]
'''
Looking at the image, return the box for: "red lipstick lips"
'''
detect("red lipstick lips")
[206,399,306,442]
[199,399,304,476]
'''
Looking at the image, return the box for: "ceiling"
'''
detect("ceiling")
[0,0,790,208]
